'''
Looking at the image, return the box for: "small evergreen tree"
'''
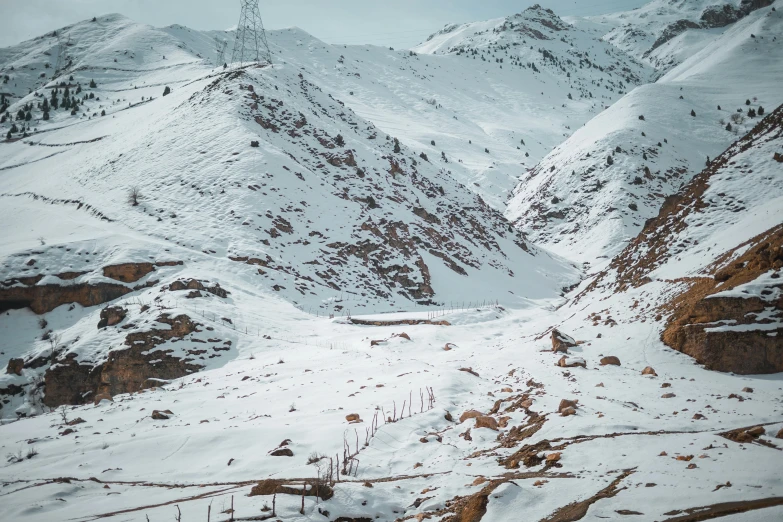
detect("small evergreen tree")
[90,79,97,88]
[43,110,50,120]
[25,111,32,121]
[16,109,25,120]
[758,106,765,115]
[10,123,18,133]
[690,109,696,117]
[101,109,106,116]
[393,138,400,153]
[745,99,751,105]
[335,134,345,147]
[726,122,732,131]
[606,155,613,166]
[717,105,721,110]
[430,140,436,146]
[748,108,756,118]
[163,86,171,96]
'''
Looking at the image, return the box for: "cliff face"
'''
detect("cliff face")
[581,104,783,374]
[43,314,203,408]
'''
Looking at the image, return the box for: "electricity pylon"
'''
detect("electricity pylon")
[230,0,272,66]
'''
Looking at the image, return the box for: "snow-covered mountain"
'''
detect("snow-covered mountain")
[508,1,782,265]
[0,2,782,521]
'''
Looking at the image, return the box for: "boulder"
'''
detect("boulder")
[641,366,657,376]
[546,452,561,463]
[270,448,294,457]
[443,343,457,351]
[661,393,676,399]
[394,332,411,341]
[746,426,765,437]
[460,410,483,423]
[776,428,783,439]
[742,387,754,393]
[558,399,579,413]
[93,393,113,405]
[600,356,621,366]
[6,358,24,376]
[151,409,172,420]
[561,407,577,417]
[345,413,361,422]
[474,416,498,431]
[98,306,127,329]
[551,329,577,353]
[557,355,586,368]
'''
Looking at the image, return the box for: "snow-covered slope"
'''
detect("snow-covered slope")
[575,0,778,71]
[1,7,782,522]
[507,3,782,266]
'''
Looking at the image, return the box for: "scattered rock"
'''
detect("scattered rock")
[501,387,513,393]
[641,366,657,376]
[269,448,294,457]
[551,329,577,353]
[661,383,672,388]
[444,411,454,422]
[413,462,423,469]
[561,407,577,417]
[345,413,361,422]
[6,358,23,376]
[747,426,765,437]
[742,387,754,393]
[661,393,676,398]
[558,399,579,413]
[475,416,498,431]
[776,429,783,439]
[546,452,561,463]
[151,409,173,420]
[693,413,707,420]
[600,356,621,366]
[97,306,127,329]
[443,343,456,351]
[459,367,480,377]
[59,428,75,436]
[557,355,586,368]
[395,332,411,341]
[66,417,85,426]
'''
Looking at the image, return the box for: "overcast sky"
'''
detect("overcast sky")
[0,0,650,48]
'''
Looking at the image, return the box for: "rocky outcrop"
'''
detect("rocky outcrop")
[168,278,228,298]
[700,5,742,28]
[6,358,24,376]
[648,20,701,53]
[98,306,127,328]
[0,281,133,314]
[102,263,156,283]
[551,329,576,353]
[740,0,775,15]
[44,314,202,407]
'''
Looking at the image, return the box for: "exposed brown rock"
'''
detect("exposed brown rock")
[103,263,155,283]
[0,281,133,314]
[93,393,113,405]
[558,399,578,413]
[6,358,24,376]
[742,387,754,393]
[600,356,621,366]
[661,393,676,398]
[98,306,126,329]
[551,329,576,353]
[776,429,783,439]
[444,343,456,351]
[642,366,657,376]
[557,355,586,368]
[561,407,577,417]
[345,413,361,422]
[269,448,294,457]
[169,278,228,298]
[747,426,766,437]
[475,416,499,431]
[151,409,172,420]
[44,314,202,408]
[460,410,483,423]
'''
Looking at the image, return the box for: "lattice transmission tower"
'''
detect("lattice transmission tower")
[230,0,272,66]
[214,37,228,67]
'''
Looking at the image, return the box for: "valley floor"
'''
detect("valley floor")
[2,283,782,521]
